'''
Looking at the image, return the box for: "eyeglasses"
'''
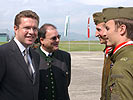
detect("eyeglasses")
[48,35,61,41]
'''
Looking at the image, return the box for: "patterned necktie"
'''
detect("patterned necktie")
[23,49,33,77]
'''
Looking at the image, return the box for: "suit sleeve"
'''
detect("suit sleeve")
[0,48,6,83]
[67,53,71,86]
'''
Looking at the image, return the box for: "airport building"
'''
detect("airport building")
[0,29,10,42]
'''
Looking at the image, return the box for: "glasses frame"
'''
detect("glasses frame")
[46,35,61,41]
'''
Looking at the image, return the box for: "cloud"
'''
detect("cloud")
[0,0,133,40]
[72,0,133,7]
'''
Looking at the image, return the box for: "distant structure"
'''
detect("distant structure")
[0,29,10,42]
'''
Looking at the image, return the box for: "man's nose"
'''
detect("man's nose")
[103,31,107,38]
[29,28,34,34]
[95,31,99,37]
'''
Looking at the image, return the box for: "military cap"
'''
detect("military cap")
[93,12,104,25]
[102,7,133,22]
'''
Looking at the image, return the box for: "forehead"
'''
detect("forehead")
[105,20,115,27]
[20,17,38,25]
[96,22,105,28]
[45,26,58,37]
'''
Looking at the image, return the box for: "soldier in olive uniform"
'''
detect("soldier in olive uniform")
[93,12,112,100]
[102,7,133,100]
[36,24,71,100]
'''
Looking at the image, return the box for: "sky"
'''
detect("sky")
[0,0,133,40]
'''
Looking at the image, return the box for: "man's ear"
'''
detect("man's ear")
[119,24,127,36]
[14,25,18,35]
[14,25,19,30]
[40,37,44,44]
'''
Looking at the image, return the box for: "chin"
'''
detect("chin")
[54,47,59,51]
[100,41,106,44]
[26,41,34,46]
[106,43,112,47]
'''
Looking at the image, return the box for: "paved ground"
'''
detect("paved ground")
[69,51,104,100]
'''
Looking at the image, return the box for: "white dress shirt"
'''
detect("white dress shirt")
[14,37,35,74]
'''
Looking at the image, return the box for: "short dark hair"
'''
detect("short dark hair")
[37,23,57,43]
[114,18,133,40]
[14,10,39,27]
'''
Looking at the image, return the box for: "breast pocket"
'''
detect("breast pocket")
[107,74,123,100]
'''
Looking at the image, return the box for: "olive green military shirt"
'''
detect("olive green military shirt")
[101,55,111,100]
[106,45,133,100]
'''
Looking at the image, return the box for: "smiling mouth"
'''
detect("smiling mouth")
[53,43,59,46]
[98,36,103,40]
[98,36,108,40]
[27,35,35,39]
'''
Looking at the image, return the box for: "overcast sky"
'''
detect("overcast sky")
[0,0,133,39]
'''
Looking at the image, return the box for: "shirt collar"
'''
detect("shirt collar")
[14,37,29,54]
[40,46,52,56]
[113,41,133,54]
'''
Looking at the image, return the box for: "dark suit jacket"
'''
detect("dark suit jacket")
[0,40,40,100]
[36,48,71,100]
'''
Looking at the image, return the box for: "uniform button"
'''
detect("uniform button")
[45,87,48,90]
[44,99,46,100]
[46,75,49,77]
[52,95,55,97]
[51,77,53,80]
[52,91,54,93]
[51,81,54,84]
[52,86,54,89]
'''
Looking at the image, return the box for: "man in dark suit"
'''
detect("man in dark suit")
[0,10,40,100]
[36,23,71,100]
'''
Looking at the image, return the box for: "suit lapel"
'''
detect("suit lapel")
[11,40,34,82]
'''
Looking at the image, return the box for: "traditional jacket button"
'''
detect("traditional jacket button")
[66,72,68,75]
[47,63,50,66]
[52,86,54,89]
[50,73,53,75]
[46,75,49,77]
[50,68,52,71]
[45,87,48,90]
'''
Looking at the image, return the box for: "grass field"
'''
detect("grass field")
[0,42,8,45]
[0,41,105,51]
[59,41,105,51]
